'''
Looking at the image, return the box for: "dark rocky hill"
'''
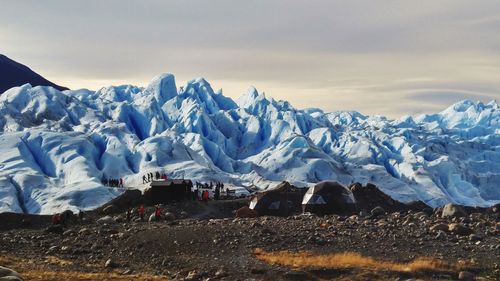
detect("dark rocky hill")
[0,54,68,94]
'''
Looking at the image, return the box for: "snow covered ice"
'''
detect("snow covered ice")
[0,74,499,214]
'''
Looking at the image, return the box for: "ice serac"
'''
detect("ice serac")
[0,74,499,214]
[143,73,177,106]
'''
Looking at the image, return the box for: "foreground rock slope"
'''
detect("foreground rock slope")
[0,201,498,280]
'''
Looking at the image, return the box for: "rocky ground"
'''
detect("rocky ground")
[0,201,499,281]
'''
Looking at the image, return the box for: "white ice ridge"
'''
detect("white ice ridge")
[0,74,498,214]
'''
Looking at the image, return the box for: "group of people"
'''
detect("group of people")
[127,204,163,222]
[142,171,168,184]
[195,181,224,190]
[102,177,124,188]
[192,181,230,201]
[52,210,85,225]
[193,189,210,202]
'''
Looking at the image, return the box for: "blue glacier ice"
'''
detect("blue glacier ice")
[0,74,498,214]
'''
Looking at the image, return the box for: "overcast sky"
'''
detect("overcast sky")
[2,0,500,117]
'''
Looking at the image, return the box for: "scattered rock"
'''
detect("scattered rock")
[235,206,258,218]
[113,215,124,223]
[435,230,446,239]
[215,268,228,278]
[45,224,63,234]
[122,269,132,275]
[104,258,118,268]
[180,211,188,218]
[488,203,499,214]
[458,271,475,281]
[448,223,473,236]
[430,223,449,232]
[0,266,24,281]
[97,216,114,224]
[78,228,90,235]
[468,234,483,242]
[149,214,159,222]
[185,270,200,280]
[102,205,118,215]
[284,270,308,280]
[250,267,266,274]
[370,206,385,217]
[442,204,467,218]
[164,212,176,221]
[62,229,75,236]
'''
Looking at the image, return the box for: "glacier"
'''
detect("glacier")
[0,74,499,214]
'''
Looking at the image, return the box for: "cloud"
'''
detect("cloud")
[1,0,500,118]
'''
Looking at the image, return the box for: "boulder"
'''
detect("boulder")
[349,182,363,193]
[102,189,143,211]
[215,268,228,278]
[435,230,446,239]
[96,216,114,224]
[78,228,90,235]
[61,210,76,224]
[0,266,24,281]
[62,229,75,236]
[441,204,467,218]
[430,223,449,232]
[370,206,385,217]
[148,214,159,222]
[45,224,64,234]
[113,215,124,223]
[458,271,475,281]
[468,234,483,242]
[235,206,259,218]
[164,212,176,221]
[185,270,200,280]
[489,203,499,214]
[180,211,188,218]
[102,205,118,215]
[0,277,24,281]
[448,223,473,236]
[104,258,118,268]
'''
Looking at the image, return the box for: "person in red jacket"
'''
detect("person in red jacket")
[154,205,163,220]
[52,213,62,225]
[137,205,145,221]
[202,190,209,202]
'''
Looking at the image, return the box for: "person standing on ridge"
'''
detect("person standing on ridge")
[126,209,132,222]
[154,205,163,220]
[142,175,147,184]
[52,213,62,225]
[214,185,220,200]
[138,205,145,221]
[78,210,84,221]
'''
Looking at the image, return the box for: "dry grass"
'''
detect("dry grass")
[254,249,463,273]
[44,255,74,266]
[0,255,13,266]
[20,271,167,281]
[0,255,167,281]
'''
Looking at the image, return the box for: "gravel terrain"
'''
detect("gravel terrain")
[0,201,499,280]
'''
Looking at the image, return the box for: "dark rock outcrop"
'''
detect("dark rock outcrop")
[0,54,68,94]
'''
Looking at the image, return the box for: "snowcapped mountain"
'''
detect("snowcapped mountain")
[0,74,499,214]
